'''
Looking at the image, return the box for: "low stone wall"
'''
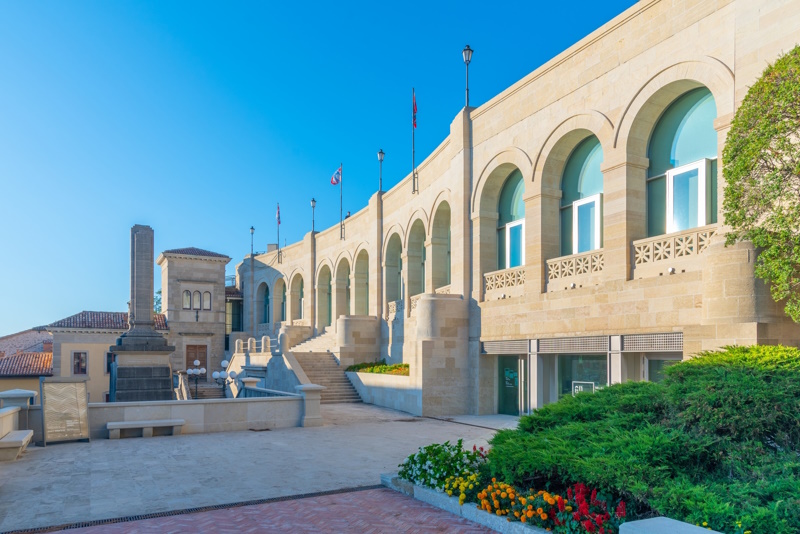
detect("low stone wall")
[27,394,305,441]
[346,372,421,415]
[0,406,21,438]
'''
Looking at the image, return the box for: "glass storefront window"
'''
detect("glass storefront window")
[647,358,679,383]
[558,354,607,397]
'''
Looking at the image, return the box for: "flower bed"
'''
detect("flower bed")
[345,360,409,376]
[398,440,626,533]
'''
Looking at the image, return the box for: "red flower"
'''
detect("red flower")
[583,519,596,533]
[568,487,573,501]
[573,512,581,522]
[599,528,605,534]
[579,501,590,516]
[596,515,604,527]
[557,496,565,512]
[615,500,626,519]
[590,489,598,505]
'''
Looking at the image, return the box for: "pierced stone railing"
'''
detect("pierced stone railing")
[409,294,422,316]
[292,318,310,326]
[483,266,526,300]
[634,225,717,264]
[547,250,605,281]
[434,285,451,295]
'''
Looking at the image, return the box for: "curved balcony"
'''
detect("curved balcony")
[632,225,718,279]
[483,266,526,301]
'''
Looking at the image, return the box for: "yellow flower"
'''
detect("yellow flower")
[566,506,573,512]
[702,522,708,527]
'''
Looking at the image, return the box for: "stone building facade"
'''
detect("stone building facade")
[37,247,231,403]
[233,0,800,416]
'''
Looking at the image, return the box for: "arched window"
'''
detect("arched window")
[203,291,211,310]
[192,291,201,310]
[647,88,717,236]
[183,290,191,309]
[280,283,287,322]
[497,169,525,269]
[560,136,603,255]
[299,278,304,319]
[262,285,269,323]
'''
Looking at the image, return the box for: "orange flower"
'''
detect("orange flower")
[521,516,527,523]
[526,510,534,518]
[540,513,548,520]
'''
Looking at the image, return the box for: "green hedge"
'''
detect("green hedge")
[345,359,409,376]
[488,346,800,534]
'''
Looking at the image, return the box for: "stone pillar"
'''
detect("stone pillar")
[601,157,648,283]
[111,225,175,402]
[401,252,411,316]
[296,384,325,427]
[608,335,623,385]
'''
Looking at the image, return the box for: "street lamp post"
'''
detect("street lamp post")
[377,149,385,192]
[186,359,206,399]
[250,226,255,336]
[212,359,237,398]
[462,45,473,108]
[311,198,316,232]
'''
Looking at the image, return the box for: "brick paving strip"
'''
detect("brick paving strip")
[3,487,493,534]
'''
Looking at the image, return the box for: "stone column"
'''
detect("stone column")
[111,225,175,402]
[296,384,325,427]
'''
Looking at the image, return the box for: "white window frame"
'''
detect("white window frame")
[665,159,712,234]
[571,193,603,254]
[504,219,525,268]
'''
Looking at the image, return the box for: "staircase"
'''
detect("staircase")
[292,352,362,404]
[192,383,226,400]
[290,329,336,353]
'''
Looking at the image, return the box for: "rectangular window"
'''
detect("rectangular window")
[73,352,87,375]
[666,159,712,234]
[557,354,607,397]
[644,355,681,383]
[560,207,573,256]
[646,176,667,236]
[105,352,115,374]
[572,194,602,254]
[506,220,524,268]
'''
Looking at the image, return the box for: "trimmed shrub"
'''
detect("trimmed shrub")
[488,346,800,534]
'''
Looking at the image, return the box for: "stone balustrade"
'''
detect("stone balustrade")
[546,249,605,292]
[483,266,526,300]
[632,225,718,279]
[434,285,451,295]
[409,294,422,316]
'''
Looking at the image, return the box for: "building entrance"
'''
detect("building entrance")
[498,355,528,415]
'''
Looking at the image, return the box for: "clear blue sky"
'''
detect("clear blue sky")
[0,0,634,336]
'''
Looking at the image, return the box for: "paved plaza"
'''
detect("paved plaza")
[0,404,517,533]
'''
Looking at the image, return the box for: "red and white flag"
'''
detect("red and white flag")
[276,203,280,225]
[330,165,342,185]
[413,92,417,129]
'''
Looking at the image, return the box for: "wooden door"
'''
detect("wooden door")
[186,345,208,371]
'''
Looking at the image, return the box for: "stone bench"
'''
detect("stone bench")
[107,419,185,440]
[0,430,34,461]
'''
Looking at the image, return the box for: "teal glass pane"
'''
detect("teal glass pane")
[648,359,678,383]
[560,207,573,256]
[498,170,525,225]
[562,136,603,206]
[672,167,699,231]
[648,88,717,177]
[576,201,596,253]
[497,228,506,270]
[558,355,607,397]
[508,224,522,268]
[709,159,718,224]
[647,177,666,237]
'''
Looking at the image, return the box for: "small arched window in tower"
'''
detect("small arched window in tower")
[203,291,211,310]
[193,291,201,310]
[183,290,191,310]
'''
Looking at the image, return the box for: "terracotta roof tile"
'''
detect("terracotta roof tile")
[0,352,53,377]
[225,286,243,299]
[47,311,168,331]
[162,247,228,258]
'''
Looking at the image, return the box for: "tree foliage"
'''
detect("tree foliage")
[723,45,800,321]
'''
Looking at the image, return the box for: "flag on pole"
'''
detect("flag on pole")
[276,203,280,225]
[330,165,342,185]
[413,92,417,129]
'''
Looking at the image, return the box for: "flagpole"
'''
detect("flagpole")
[412,88,416,193]
[277,204,280,263]
[340,163,343,240]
